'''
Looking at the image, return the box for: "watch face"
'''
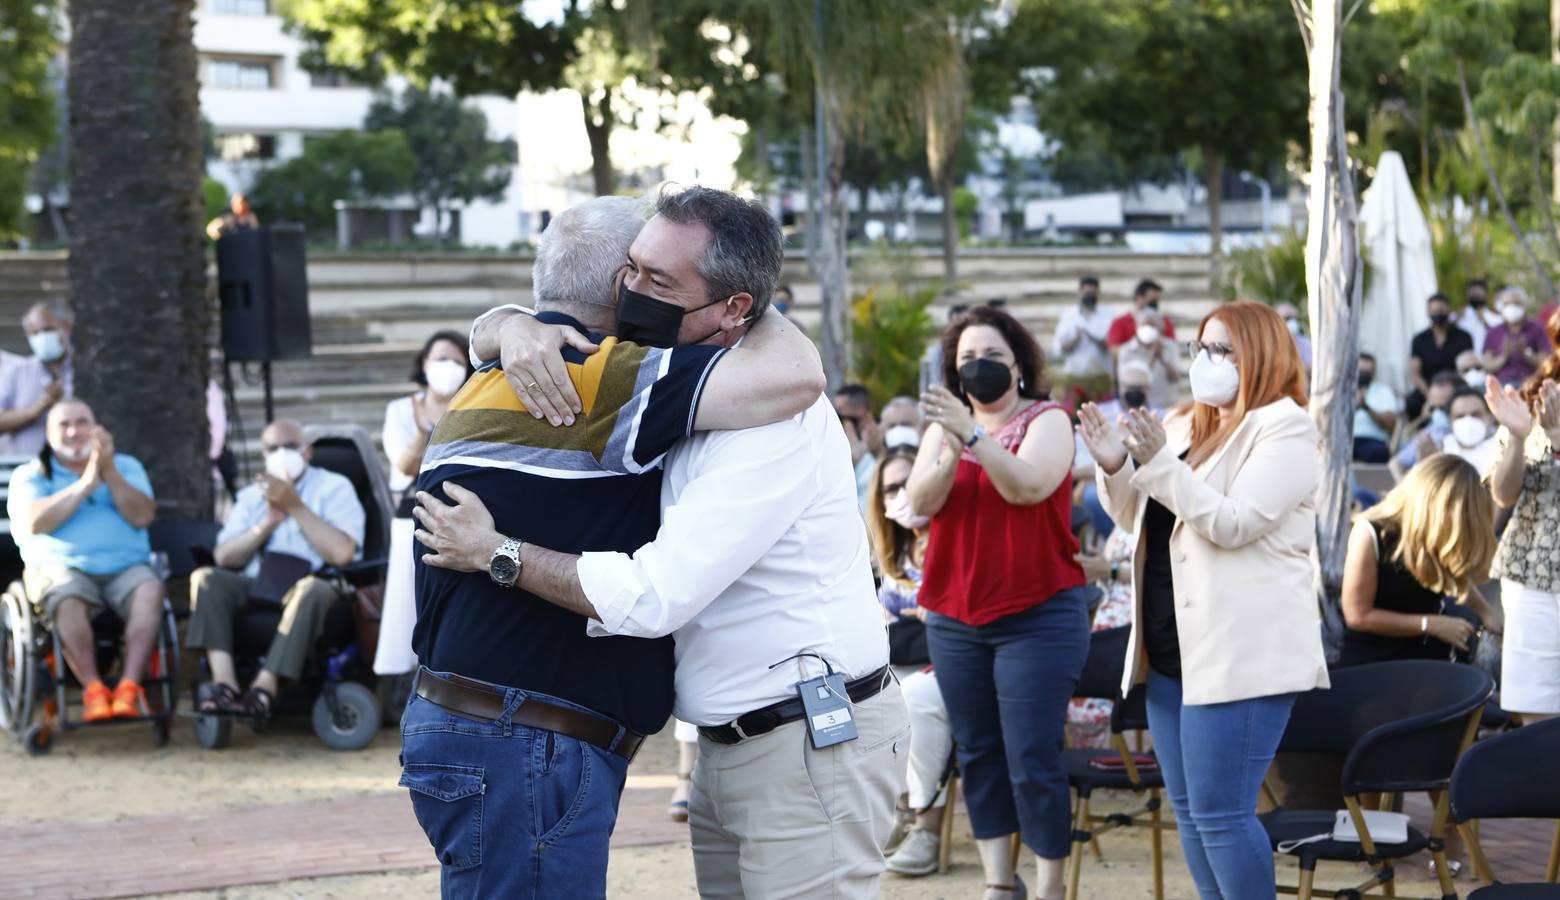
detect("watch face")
[490,555,519,585]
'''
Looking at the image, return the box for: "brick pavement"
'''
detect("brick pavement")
[0,787,1552,898]
[0,785,684,900]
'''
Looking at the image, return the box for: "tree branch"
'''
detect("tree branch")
[1291,0,1314,53]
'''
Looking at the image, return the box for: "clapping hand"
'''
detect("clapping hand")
[1121,407,1168,465]
[1485,375,1534,438]
[1538,381,1560,445]
[921,384,976,444]
[257,472,302,513]
[1076,403,1128,474]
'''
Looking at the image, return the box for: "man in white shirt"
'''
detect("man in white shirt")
[1051,275,1112,380]
[417,186,907,899]
[1456,279,1499,353]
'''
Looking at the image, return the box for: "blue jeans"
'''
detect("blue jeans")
[1080,483,1116,539]
[1146,671,1295,900]
[399,676,634,899]
[926,588,1090,859]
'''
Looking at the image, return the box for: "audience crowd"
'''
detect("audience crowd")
[4,250,1560,900]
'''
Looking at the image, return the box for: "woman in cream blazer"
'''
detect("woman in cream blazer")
[1078,301,1328,900]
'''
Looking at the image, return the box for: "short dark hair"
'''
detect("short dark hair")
[1079,276,1099,289]
[1466,279,1489,292]
[775,283,793,297]
[1134,279,1162,298]
[1450,384,1488,408]
[835,384,871,413]
[411,330,474,386]
[1430,370,1462,387]
[654,185,785,320]
[939,306,1048,401]
[1428,292,1452,306]
[1360,351,1376,364]
[949,304,970,317]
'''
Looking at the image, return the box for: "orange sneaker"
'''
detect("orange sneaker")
[111,680,147,719]
[82,681,114,722]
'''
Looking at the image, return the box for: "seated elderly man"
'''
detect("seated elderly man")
[186,419,364,718]
[7,400,160,721]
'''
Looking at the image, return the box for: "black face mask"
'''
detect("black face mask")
[958,359,1014,404]
[615,283,726,348]
[1430,312,1450,327]
[1122,388,1148,409]
[1145,300,1160,311]
[1358,371,1374,389]
[1468,295,1487,309]
[1081,293,1098,309]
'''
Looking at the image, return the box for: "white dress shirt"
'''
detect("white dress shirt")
[1457,306,1499,355]
[576,394,890,727]
[1051,304,1113,377]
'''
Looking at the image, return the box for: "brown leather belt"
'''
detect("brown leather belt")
[413,667,645,761]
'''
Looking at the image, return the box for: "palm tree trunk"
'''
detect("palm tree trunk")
[1203,146,1224,291]
[938,172,957,286]
[1296,0,1363,658]
[817,117,851,391]
[1458,61,1556,301]
[1532,135,1560,262]
[582,92,615,197]
[68,0,210,519]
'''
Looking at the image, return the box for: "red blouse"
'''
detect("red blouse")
[918,401,1085,627]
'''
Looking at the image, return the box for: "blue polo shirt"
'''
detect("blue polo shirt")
[413,312,725,736]
[8,453,153,575]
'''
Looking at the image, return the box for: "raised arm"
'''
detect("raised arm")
[691,311,825,430]
[1484,377,1535,509]
[970,408,1073,507]
[1079,403,1143,532]
[906,423,961,518]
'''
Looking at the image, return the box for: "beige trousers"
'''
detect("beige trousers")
[690,680,910,899]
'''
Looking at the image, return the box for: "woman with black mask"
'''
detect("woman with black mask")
[907,306,1088,900]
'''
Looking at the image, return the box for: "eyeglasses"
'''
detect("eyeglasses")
[1185,340,1236,364]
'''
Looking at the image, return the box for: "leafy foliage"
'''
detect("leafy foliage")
[850,245,940,408]
[364,88,515,234]
[249,130,416,233]
[0,0,59,240]
[1220,230,1308,309]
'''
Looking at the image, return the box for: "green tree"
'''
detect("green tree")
[249,130,416,234]
[0,0,59,241]
[364,88,515,240]
[68,0,210,518]
[1017,0,1308,278]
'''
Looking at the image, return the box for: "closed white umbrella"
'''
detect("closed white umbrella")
[1358,151,1437,398]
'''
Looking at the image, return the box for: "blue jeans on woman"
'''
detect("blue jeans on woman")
[926,587,1090,859]
[1145,670,1295,900]
[400,677,634,899]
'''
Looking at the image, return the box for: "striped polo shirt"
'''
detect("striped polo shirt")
[413,311,725,735]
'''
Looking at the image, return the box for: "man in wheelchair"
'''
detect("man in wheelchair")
[7,399,161,721]
[186,418,365,720]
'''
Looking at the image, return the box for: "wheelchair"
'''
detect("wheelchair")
[188,424,392,752]
[0,553,184,757]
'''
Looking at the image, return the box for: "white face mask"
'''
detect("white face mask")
[883,425,920,451]
[1188,350,1241,407]
[1463,368,1486,388]
[28,329,65,363]
[1502,305,1526,325]
[1451,416,1490,448]
[885,490,930,531]
[265,447,306,482]
[1136,324,1161,345]
[425,359,468,397]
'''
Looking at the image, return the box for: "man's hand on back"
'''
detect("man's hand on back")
[498,314,599,428]
[414,483,505,574]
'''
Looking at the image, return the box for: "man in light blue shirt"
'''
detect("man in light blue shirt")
[8,399,161,721]
[186,419,365,718]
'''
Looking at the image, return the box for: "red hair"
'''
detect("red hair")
[1181,301,1309,469]
[1519,306,1560,410]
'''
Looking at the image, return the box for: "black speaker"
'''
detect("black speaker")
[217,224,312,362]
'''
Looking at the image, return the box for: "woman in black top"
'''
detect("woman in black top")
[1340,454,1501,666]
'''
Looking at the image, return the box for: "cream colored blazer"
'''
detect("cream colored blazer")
[1097,397,1331,705]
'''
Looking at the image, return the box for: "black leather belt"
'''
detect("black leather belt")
[699,666,892,745]
[414,667,645,761]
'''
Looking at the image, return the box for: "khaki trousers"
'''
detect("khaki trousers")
[186,567,340,681]
[690,679,910,899]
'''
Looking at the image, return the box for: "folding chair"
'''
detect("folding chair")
[1060,625,1171,900]
[1262,660,1494,900]
[1451,717,1560,897]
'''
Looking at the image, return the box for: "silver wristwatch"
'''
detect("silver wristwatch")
[965,424,987,448]
[489,537,523,587]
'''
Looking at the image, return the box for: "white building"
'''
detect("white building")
[192,0,747,247]
[194,0,525,246]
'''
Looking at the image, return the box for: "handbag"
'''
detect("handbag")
[887,618,929,667]
[1276,810,1410,853]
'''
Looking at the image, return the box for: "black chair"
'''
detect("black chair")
[1061,625,1171,900]
[1451,717,1560,896]
[1263,660,1494,900]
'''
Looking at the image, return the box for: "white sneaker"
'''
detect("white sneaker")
[886,827,942,877]
[884,807,915,854]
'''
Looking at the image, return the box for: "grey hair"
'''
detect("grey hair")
[23,300,73,327]
[654,185,785,320]
[1496,285,1529,308]
[532,196,649,323]
[881,396,919,419]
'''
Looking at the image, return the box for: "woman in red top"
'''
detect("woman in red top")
[908,306,1088,900]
